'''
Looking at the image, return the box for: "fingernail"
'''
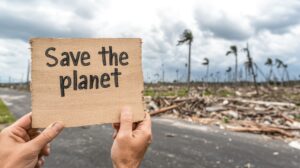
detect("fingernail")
[50,122,64,132]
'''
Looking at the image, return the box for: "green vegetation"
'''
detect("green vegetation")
[144,89,156,97]
[177,87,189,97]
[203,88,234,97]
[217,89,234,97]
[223,116,230,123]
[144,87,236,98]
[0,99,15,124]
[203,89,212,96]
[144,87,188,97]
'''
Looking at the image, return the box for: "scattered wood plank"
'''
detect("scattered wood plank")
[205,106,227,112]
[220,98,296,107]
[280,114,295,123]
[150,102,185,116]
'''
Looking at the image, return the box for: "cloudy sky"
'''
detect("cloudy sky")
[0,0,300,82]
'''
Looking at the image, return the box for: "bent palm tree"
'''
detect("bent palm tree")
[265,58,274,82]
[177,29,193,90]
[282,64,290,82]
[226,45,238,82]
[275,59,285,85]
[202,57,209,82]
[243,43,258,95]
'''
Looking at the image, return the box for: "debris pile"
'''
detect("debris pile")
[145,95,300,138]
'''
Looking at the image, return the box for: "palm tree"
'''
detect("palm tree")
[202,57,209,82]
[275,59,290,85]
[226,67,232,82]
[265,58,274,82]
[226,45,238,82]
[275,59,285,85]
[283,64,290,81]
[282,64,290,82]
[275,59,284,67]
[243,43,258,95]
[177,29,193,90]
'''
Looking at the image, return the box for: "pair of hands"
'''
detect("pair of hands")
[0,107,152,168]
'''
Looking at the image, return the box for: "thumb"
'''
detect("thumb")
[119,107,133,136]
[29,122,64,151]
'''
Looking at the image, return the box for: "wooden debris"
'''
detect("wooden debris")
[150,102,185,116]
[220,98,296,108]
[145,94,300,138]
[226,125,295,138]
[280,114,295,123]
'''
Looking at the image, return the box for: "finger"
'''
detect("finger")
[37,157,44,168]
[35,159,41,168]
[119,106,133,136]
[134,113,152,141]
[10,126,31,142]
[41,143,50,156]
[29,122,64,151]
[40,157,45,165]
[11,113,32,130]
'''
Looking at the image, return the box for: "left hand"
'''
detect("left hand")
[0,113,64,168]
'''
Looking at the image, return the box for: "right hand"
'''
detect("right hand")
[111,107,152,168]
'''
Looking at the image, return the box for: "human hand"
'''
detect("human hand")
[111,107,152,168]
[0,113,64,168]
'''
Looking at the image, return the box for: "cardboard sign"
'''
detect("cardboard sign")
[31,38,144,128]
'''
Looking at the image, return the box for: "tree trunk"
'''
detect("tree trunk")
[268,65,273,83]
[206,65,209,82]
[285,68,290,87]
[251,66,259,95]
[245,66,248,82]
[187,42,191,91]
[281,69,284,86]
[235,55,238,83]
[246,44,259,95]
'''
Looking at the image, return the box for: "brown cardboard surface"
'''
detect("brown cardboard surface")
[31,38,144,128]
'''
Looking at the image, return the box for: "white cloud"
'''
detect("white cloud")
[0,0,300,82]
[0,39,30,82]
